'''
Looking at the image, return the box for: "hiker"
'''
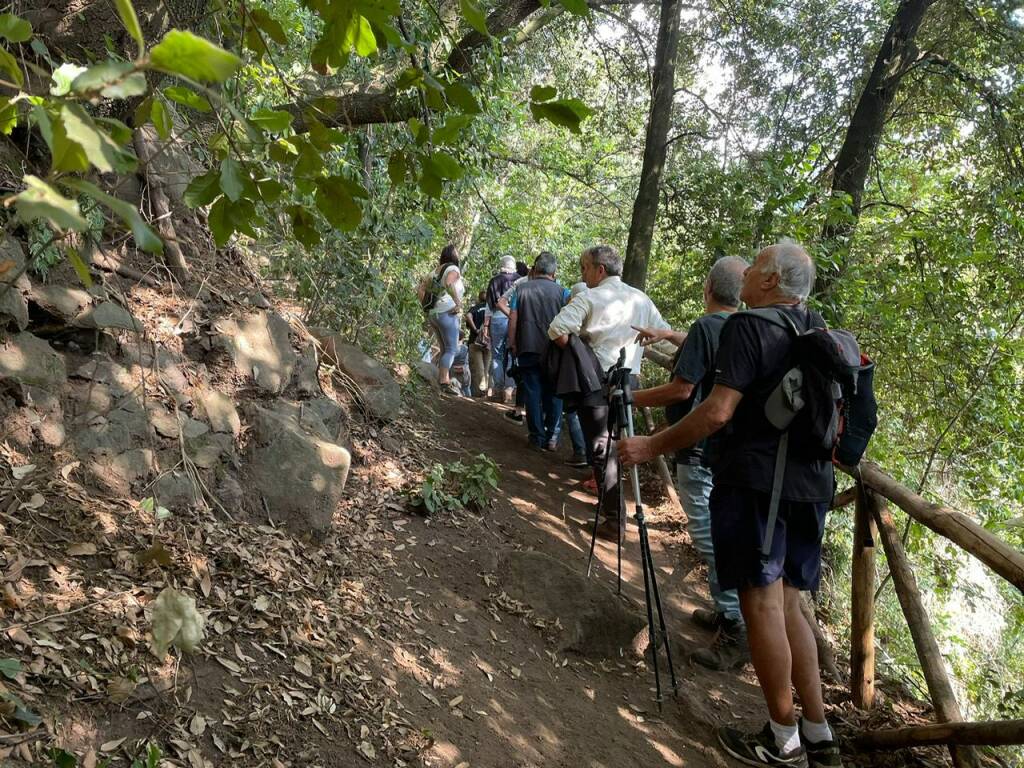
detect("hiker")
[632,256,750,671]
[563,282,591,468]
[548,244,671,541]
[418,244,465,394]
[496,262,532,423]
[450,332,472,397]
[466,290,490,397]
[481,257,523,403]
[508,252,571,450]
[618,240,842,768]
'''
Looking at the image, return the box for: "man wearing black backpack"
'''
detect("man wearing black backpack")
[619,240,842,768]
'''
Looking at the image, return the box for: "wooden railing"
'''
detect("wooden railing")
[837,461,1024,767]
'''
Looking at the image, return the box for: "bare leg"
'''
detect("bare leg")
[739,580,795,725]
[783,584,826,723]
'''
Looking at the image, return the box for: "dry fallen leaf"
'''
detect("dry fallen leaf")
[11,464,34,480]
[294,655,313,677]
[448,695,463,708]
[190,714,207,735]
[100,737,126,753]
[67,542,97,557]
[0,259,14,276]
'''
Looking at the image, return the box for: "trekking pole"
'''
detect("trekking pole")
[619,368,679,709]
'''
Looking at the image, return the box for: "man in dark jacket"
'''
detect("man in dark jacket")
[508,252,570,450]
[619,241,841,768]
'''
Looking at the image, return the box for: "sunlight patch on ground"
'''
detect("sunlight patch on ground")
[648,739,686,766]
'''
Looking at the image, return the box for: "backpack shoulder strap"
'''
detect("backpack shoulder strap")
[736,306,798,334]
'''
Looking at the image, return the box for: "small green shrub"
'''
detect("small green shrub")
[408,454,500,516]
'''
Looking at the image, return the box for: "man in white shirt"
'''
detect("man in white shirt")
[548,245,671,541]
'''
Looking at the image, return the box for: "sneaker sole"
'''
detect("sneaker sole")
[717,732,806,768]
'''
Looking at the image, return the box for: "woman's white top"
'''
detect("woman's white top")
[431,264,465,315]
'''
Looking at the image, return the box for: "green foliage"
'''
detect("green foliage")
[408,455,500,516]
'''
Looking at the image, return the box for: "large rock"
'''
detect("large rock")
[245,404,350,534]
[196,388,240,437]
[0,236,29,331]
[74,301,143,332]
[319,336,401,421]
[215,311,295,394]
[153,471,202,511]
[291,343,321,396]
[497,551,645,658]
[0,332,67,395]
[30,284,92,321]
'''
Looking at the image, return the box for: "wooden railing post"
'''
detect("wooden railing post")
[850,483,877,709]
[871,493,981,768]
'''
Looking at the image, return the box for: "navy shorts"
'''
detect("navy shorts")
[709,485,828,592]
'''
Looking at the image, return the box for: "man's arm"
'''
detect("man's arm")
[496,295,511,316]
[632,376,695,408]
[548,293,588,349]
[618,384,743,465]
[508,309,519,355]
[633,326,687,347]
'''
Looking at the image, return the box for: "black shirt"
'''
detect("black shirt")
[711,303,834,502]
[665,311,729,464]
[467,302,486,344]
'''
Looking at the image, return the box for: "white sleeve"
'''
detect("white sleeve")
[548,293,589,339]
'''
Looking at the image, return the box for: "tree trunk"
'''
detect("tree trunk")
[621,0,682,290]
[815,0,937,303]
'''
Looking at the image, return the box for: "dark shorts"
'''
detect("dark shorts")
[709,485,828,592]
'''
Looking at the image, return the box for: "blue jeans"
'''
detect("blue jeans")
[489,314,510,392]
[430,310,460,372]
[676,463,742,623]
[567,411,586,458]
[518,354,562,447]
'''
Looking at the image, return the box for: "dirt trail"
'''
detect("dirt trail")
[380,394,771,768]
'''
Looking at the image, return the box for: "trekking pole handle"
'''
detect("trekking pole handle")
[623,401,643,508]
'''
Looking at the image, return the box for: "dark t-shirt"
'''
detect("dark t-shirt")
[665,311,729,464]
[710,303,834,502]
[467,302,486,344]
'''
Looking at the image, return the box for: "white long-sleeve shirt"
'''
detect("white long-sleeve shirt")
[547,275,670,373]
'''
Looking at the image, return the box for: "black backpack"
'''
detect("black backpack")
[420,267,447,313]
[744,307,878,558]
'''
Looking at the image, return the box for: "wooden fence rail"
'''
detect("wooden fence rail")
[840,461,1024,765]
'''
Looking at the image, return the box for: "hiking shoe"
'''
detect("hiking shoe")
[582,477,598,493]
[799,720,842,768]
[594,518,625,543]
[691,608,725,630]
[544,439,558,451]
[504,410,524,423]
[565,453,589,468]
[691,623,750,671]
[717,723,808,767]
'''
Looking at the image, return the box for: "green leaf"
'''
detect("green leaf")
[61,103,138,173]
[395,67,423,90]
[459,0,490,36]
[445,82,480,114]
[249,8,287,44]
[250,108,293,133]
[50,62,86,96]
[208,197,261,246]
[344,14,377,57]
[32,105,89,172]
[62,178,163,254]
[418,164,442,198]
[387,151,407,185]
[48,748,77,768]
[113,0,144,53]
[132,96,153,127]
[150,96,171,139]
[268,137,299,163]
[0,14,32,43]
[219,156,245,202]
[529,84,557,102]
[183,169,221,208]
[0,658,21,679]
[529,97,594,134]
[315,176,363,231]
[149,29,241,83]
[14,175,88,231]
[95,117,133,145]
[432,114,473,145]
[72,61,147,99]
[424,151,464,180]
[0,45,24,87]
[66,246,93,288]
[256,178,285,204]
[308,120,346,150]
[287,205,320,249]
[555,0,589,15]
[162,85,211,112]
[0,98,16,135]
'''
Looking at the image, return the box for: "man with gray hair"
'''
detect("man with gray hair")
[509,251,571,450]
[548,244,671,541]
[619,241,842,768]
[631,255,750,671]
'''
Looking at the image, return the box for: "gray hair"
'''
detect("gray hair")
[761,239,815,301]
[583,245,622,276]
[707,256,748,306]
[534,251,557,276]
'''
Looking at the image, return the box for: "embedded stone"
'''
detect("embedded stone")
[30,284,92,321]
[0,332,67,395]
[74,301,143,332]
[319,336,401,421]
[197,388,240,437]
[215,311,296,394]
